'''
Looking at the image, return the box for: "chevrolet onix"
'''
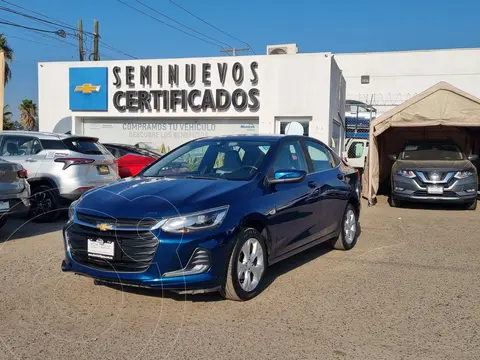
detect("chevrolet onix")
[389,140,478,209]
[62,135,361,301]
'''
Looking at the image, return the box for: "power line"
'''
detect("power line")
[115,0,225,50]
[0,0,137,59]
[3,33,60,47]
[134,0,233,50]
[168,0,256,54]
[0,18,66,37]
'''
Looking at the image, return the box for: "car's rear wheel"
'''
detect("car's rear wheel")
[29,185,59,222]
[465,199,477,210]
[221,227,267,301]
[331,203,358,251]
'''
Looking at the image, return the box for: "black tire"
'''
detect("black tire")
[389,196,402,208]
[465,199,477,210]
[29,185,59,223]
[331,203,359,251]
[0,215,7,229]
[220,227,267,301]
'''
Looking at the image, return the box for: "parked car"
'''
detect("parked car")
[0,159,30,229]
[389,140,478,209]
[103,143,160,178]
[0,131,119,222]
[342,138,368,171]
[62,135,361,301]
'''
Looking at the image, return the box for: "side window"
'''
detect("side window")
[1,136,41,156]
[273,141,308,173]
[305,141,333,172]
[348,142,365,159]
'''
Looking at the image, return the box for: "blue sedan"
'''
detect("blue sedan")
[62,135,361,301]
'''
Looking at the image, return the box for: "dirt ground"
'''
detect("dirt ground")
[0,197,478,360]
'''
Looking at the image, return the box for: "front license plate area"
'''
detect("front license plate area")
[427,185,444,195]
[87,238,114,259]
[0,201,9,211]
[97,165,110,175]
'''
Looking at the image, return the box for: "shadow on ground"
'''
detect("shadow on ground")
[98,228,363,303]
[0,211,68,242]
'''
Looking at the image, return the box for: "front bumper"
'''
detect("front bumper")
[61,221,234,292]
[392,174,477,203]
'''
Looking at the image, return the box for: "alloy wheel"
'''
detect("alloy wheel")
[31,191,53,218]
[344,209,357,244]
[237,238,265,292]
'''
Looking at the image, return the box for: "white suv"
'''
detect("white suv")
[0,131,119,222]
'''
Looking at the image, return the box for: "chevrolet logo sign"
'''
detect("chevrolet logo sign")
[96,223,113,231]
[75,83,101,94]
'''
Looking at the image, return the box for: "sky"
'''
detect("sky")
[2,0,480,120]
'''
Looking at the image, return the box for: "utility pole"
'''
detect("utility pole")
[0,51,4,131]
[220,47,250,56]
[93,20,99,61]
[78,20,84,61]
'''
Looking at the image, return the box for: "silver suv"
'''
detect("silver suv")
[0,131,119,221]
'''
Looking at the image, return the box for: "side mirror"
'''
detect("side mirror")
[388,154,397,161]
[468,154,479,161]
[268,170,306,185]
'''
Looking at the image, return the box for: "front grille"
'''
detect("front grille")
[66,223,159,272]
[76,211,159,229]
[413,190,457,197]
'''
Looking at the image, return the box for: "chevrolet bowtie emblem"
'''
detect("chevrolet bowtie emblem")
[96,223,113,231]
[75,83,101,94]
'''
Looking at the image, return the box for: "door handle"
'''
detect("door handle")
[337,173,345,180]
[26,158,37,162]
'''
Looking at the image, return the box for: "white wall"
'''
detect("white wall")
[335,48,480,114]
[38,53,337,145]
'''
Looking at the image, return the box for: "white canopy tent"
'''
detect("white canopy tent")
[363,81,480,204]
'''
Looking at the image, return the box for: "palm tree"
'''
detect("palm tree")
[19,99,38,131]
[3,104,15,130]
[0,34,13,85]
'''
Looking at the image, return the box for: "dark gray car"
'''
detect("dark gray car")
[0,159,31,228]
[389,140,478,210]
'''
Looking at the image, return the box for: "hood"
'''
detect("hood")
[76,176,251,219]
[393,159,474,171]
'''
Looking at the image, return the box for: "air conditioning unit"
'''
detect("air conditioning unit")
[267,43,298,55]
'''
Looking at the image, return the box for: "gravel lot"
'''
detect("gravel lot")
[0,198,479,360]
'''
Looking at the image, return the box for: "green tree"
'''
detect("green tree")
[19,99,38,131]
[0,33,14,85]
[3,104,15,130]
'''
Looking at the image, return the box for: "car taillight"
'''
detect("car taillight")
[357,170,361,180]
[17,169,28,178]
[54,158,95,170]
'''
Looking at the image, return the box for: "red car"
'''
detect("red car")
[104,143,161,178]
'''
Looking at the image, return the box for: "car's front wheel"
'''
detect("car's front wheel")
[331,203,359,251]
[465,199,477,210]
[221,228,267,301]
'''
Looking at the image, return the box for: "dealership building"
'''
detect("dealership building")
[38,45,480,153]
[39,49,346,154]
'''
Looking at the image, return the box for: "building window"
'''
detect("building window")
[276,117,311,136]
[361,75,370,84]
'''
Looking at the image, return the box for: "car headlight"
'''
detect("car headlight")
[454,171,474,179]
[68,200,78,221]
[396,170,416,178]
[160,206,229,234]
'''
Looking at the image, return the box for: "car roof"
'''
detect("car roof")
[0,131,98,141]
[192,134,314,143]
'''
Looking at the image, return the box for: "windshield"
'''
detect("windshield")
[400,142,464,161]
[142,139,273,180]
